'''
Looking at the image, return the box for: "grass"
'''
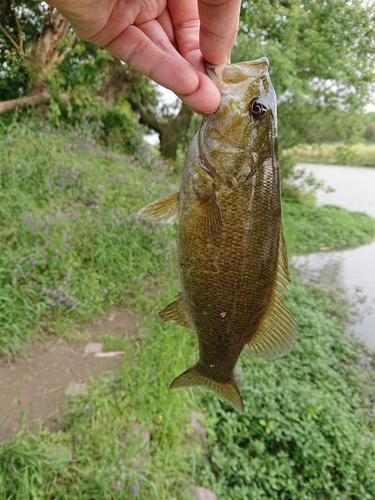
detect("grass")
[0,122,178,356]
[1,121,375,499]
[290,142,375,167]
[283,198,375,255]
[0,311,201,499]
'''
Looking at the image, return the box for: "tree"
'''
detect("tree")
[0,2,75,111]
[235,0,375,150]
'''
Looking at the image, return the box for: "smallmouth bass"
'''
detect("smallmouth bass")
[138,58,298,412]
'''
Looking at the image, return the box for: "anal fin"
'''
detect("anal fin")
[158,292,193,329]
[137,192,179,225]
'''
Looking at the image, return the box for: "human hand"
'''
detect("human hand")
[45,0,242,114]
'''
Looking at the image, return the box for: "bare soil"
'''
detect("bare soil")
[0,308,141,442]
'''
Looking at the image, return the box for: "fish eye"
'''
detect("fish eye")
[250,97,268,120]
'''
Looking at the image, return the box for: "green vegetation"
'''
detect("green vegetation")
[1,124,375,499]
[283,199,375,255]
[2,1,375,164]
[198,277,375,499]
[0,313,200,499]
[2,3,375,496]
[2,124,375,356]
[0,122,172,356]
[291,142,375,167]
[235,0,375,151]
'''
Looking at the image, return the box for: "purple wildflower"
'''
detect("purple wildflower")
[68,454,72,462]
[115,482,120,490]
[77,435,82,442]
[132,485,139,494]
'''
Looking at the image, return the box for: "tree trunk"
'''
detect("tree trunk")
[158,104,194,160]
[30,10,71,89]
[129,99,194,160]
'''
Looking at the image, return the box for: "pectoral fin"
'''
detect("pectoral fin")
[170,364,244,412]
[137,192,179,225]
[159,293,193,329]
[194,185,223,241]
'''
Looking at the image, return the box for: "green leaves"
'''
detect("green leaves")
[235,0,375,150]
[200,279,375,499]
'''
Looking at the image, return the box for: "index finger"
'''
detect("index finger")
[198,0,242,64]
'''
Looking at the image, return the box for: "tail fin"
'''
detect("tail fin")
[170,365,244,412]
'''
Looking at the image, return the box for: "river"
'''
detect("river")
[292,163,375,345]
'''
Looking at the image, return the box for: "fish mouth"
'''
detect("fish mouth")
[206,57,269,87]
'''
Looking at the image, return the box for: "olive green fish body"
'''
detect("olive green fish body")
[138,58,297,412]
[179,146,281,379]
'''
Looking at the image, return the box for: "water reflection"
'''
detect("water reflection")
[293,163,375,344]
[293,251,344,287]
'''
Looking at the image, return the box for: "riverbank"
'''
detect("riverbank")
[1,126,375,499]
[290,142,375,167]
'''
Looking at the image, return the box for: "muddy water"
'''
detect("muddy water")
[292,163,375,345]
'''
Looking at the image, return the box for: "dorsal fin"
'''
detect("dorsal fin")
[137,192,179,225]
[276,227,292,291]
[248,227,298,359]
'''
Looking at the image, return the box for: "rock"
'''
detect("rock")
[192,486,217,500]
[84,342,103,354]
[64,382,87,397]
[123,422,151,445]
[189,411,207,442]
[93,351,123,358]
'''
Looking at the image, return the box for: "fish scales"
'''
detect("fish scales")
[137,58,298,412]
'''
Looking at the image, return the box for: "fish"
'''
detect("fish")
[137,57,298,412]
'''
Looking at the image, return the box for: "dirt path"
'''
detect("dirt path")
[0,308,141,441]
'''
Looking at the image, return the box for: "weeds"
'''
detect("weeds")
[0,123,177,356]
[197,278,375,499]
[1,122,375,499]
